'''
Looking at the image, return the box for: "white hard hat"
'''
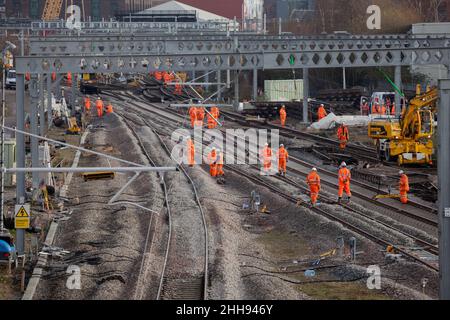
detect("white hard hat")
[399,170,404,175]
[320,104,324,107]
[265,143,269,146]
[312,168,317,171]
[341,162,347,167]
[280,144,284,147]
[212,147,216,150]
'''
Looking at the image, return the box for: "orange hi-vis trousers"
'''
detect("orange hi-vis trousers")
[338,181,351,198]
[400,191,408,204]
[309,185,320,204]
[278,159,287,173]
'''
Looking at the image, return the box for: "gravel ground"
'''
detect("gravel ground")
[32,92,438,300]
[123,96,439,300]
[34,114,164,299]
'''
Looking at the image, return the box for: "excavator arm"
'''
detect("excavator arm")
[400,88,438,140]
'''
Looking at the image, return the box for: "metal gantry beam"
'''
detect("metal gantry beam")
[15,49,450,74]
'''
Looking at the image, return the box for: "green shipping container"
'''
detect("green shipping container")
[264,80,304,102]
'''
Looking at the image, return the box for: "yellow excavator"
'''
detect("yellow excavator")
[368,85,438,166]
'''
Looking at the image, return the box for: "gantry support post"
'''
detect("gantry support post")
[234,70,239,109]
[71,73,77,114]
[253,68,258,101]
[439,78,450,300]
[15,73,25,255]
[29,76,40,189]
[39,75,45,137]
[303,68,309,124]
[217,70,222,102]
[47,73,52,128]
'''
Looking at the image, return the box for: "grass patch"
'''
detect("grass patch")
[258,229,310,260]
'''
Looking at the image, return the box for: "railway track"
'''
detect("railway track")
[107,90,436,217]
[106,91,439,272]
[115,110,209,300]
[222,110,438,179]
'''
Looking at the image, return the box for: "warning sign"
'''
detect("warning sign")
[15,205,30,229]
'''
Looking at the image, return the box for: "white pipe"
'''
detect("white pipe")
[3,167,178,173]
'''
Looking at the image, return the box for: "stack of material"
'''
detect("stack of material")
[308,113,370,130]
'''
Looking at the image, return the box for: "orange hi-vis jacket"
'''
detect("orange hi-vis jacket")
[277,147,289,172]
[399,174,410,192]
[277,147,289,161]
[216,152,224,176]
[337,125,349,141]
[211,107,220,119]
[307,171,321,188]
[196,107,205,121]
[84,97,91,110]
[96,99,104,117]
[207,150,218,177]
[280,107,287,125]
[307,171,321,203]
[189,107,197,127]
[155,71,163,81]
[318,106,327,120]
[338,167,351,184]
[261,146,273,170]
[187,139,195,166]
[163,72,172,84]
[106,103,113,114]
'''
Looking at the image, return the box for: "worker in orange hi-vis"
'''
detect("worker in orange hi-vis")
[155,71,163,81]
[195,107,205,128]
[67,72,73,86]
[189,106,197,128]
[211,106,220,120]
[399,170,410,204]
[175,82,183,95]
[84,97,91,113]
[391,103,396,116]
[51,72,57,82]
[317,104,327,121]
[306,168,321,206]
[207,111,217,129]
[186,137,195,167]
[216,149,225,177]
[337,123,349,150]
[25,72,31,81]
[380,104,387,115]
[338,162,352,204]
[207,147,218,177]
[106,102,114,114]
[277,144,289,176]
[163,72,172,85]
[279,105,287,127]
[260,143,273,173]
[372,102,379,114]
[96,97,104,118]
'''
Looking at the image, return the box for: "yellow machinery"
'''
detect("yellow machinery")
[368,86,438,166]
[42,0,63,21]
[67,117,81,135]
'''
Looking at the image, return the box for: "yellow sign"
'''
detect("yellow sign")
[15,205,30,229]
